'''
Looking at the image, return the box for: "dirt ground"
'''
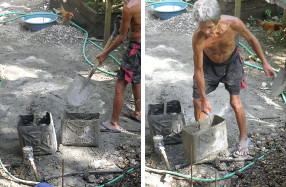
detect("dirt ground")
[145,3,286,187]
[0,0,141,186]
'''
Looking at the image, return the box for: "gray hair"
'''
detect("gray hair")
[193,0,221,24]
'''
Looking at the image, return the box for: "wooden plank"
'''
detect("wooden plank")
[104,0,113,45]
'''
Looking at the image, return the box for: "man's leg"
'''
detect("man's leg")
[132,83,141,119]
[193,98,206,121]
[230,95,249,155]
[101,79,128,130]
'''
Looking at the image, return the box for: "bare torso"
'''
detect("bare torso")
[127,0,141,42]
[201,15,239,63]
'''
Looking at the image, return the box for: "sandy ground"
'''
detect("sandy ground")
[145,3,286,187]
[0,0,141,186]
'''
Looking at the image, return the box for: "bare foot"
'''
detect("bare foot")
[233,138,251,157]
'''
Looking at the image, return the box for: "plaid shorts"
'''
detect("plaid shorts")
[117,41,141,84]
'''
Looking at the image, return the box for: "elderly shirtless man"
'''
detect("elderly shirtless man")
[192,0,275,156]
[97,0,141,132]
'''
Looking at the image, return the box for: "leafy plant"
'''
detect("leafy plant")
[265,9,272,21]
[248,15,256,26]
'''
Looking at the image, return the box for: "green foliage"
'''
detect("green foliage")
[264,9,272,21]
[274,32,286,47]
[248,15,256,26]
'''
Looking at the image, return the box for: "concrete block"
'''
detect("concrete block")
[182,115,228,163]
[17,112,57,155]
[147,100,186,145]
[61,112,100,147]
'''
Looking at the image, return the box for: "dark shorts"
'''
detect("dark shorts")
[193,46,246,98]
[117,41,141,84]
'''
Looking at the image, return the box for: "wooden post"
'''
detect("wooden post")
[104,0,113,45]
[234,0,241,18]
[234,0,242,44]
[190,145,193,187]
[62,159,64,187]
[283,9,286,28]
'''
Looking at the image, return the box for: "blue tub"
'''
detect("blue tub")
[23,12,58,31]
[152,1,188,20]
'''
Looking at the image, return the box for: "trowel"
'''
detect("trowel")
[66,15,122,106]
[271,60,286,97]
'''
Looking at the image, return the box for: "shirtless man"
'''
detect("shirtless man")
[192,0,275,155]
[96,0,141,132]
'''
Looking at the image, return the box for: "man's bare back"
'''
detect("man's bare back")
[96,0,141,63]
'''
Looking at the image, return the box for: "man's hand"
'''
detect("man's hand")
[200,98,212,114]
[96,52,108,65]
[262,62,275,77]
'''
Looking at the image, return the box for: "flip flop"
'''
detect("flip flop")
[233,138,251,157]
[100,121,122,133]
[124,111,141,123]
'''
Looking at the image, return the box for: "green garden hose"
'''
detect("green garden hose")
[0,12,139,186]
[0,157,140,186]
[146,148,276,182]
[144,1,285,180]
[0,158,39,185]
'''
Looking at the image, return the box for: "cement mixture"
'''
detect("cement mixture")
[145,2,286,187]
[0,0,141,186]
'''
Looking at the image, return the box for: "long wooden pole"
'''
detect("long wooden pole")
[104,0,112,45]
[282,9,286,28]
[234,0,241,18]
[62,159,64,187]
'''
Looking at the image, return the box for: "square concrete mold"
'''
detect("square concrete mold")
[182,115,228,163]
[17,112,57,155]
[61,112,100,147]
[147,100,186,145]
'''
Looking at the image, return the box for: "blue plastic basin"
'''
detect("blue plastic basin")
[23,12,58,31]
[152,1,187,20]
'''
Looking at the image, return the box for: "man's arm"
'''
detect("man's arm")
[232,18,275,77]
[96,5,132,64]
[192,33,212,114]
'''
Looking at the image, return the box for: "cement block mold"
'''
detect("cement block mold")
[17,112,57,155]
[182,115,228,163]
[61,112,100,147]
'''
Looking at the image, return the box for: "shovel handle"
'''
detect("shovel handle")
[88,35,115,78]
[80,34,116,92]
[104,35,115,51]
